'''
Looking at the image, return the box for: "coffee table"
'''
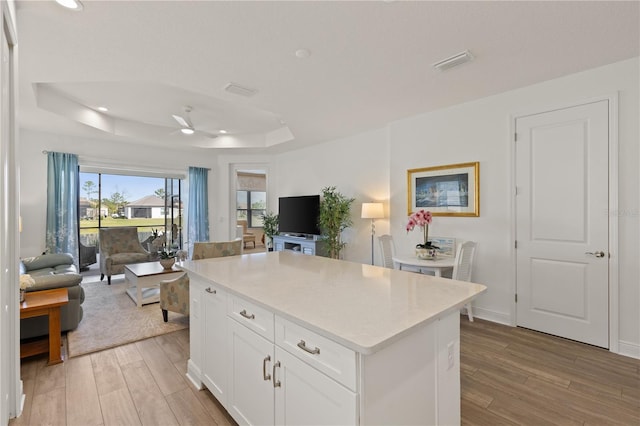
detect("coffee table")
[20,288,69,365]
[124,261,184,307]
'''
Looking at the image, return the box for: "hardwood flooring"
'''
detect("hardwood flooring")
[11,319,639,425]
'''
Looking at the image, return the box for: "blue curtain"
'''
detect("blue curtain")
[187,166,209,257]
[46,152,79,261]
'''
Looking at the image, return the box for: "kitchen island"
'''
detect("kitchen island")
[180,251,486,425]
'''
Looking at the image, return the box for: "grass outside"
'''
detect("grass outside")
[79,217,170,235]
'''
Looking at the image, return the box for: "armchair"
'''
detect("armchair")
[161,240,242,322]
[99,227,153,285]
[159,273,189,322]
[237,219,256,248]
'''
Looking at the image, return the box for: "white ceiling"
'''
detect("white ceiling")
[16,0,639,154]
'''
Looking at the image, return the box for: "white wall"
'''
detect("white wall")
[272,58,640,355]
[274,127,390,265]
[18,129,219,257]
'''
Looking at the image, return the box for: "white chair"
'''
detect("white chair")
[451,241,478,322]
[377,234,396,269]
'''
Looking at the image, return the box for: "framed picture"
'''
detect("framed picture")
[407,161,479,216]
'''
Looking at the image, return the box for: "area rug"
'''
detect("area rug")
[66,273,189,357]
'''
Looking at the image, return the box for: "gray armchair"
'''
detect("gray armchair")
[99,227,153,284]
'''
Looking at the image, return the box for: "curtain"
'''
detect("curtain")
[187,166,209,257]
[46,152,79,261]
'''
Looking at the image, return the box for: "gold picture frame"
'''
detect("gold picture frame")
[407,162,479,217]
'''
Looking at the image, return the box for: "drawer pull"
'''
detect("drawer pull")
[263,355,271,381]
[205,287,216,294]
[273,361,281,388]
[239,310,255,320]
[297,340,320,355]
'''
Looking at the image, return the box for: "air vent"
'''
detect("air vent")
[432,50,474,71]
[224,82,258,97]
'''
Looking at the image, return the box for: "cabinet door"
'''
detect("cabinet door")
[228,319,275,426]
[202,285,227,404]
[274,347,357,426]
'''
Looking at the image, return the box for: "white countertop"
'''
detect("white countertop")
[179,251,486,354]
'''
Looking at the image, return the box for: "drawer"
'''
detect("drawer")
[275,316,356,391]
[227,295,274,342]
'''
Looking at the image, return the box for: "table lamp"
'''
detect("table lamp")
[361,202,384,265]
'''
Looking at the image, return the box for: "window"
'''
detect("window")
[236,190,266,227]
[79,172,183,252]
[236,171,267,229]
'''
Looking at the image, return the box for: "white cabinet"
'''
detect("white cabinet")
[201,283,228,404]
[227,319,275,425]
[274,347,357,426]
[272,235,326,256]
[225,296,356,426]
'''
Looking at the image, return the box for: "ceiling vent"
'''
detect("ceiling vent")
[432,50,474,71]
[224,82,258,97]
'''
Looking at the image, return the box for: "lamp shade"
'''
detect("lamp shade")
[361,202,384,219]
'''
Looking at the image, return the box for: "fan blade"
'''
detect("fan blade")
[172,114,191,128]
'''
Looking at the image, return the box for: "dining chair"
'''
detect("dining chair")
[451,241,478,322]
[377,235,396,269]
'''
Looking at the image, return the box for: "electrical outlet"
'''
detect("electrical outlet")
[447,342,455,370]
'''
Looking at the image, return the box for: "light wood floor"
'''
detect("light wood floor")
[11,319,639,425]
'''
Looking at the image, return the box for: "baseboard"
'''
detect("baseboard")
[617,340,640,359]
[186,359,203,390]
[470,306,511,325]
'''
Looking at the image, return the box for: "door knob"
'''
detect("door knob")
[585,251,606,258]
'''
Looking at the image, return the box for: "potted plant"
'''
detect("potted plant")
[158,247,176,269]
[261,211,279,251]
[406,209,439,259]
[318,186,355,259]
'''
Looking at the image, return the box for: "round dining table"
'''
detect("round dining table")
[392,254,456,277]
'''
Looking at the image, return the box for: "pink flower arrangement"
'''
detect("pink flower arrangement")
[406,209,437,249]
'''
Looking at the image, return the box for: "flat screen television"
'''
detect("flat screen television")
[278,195,321,237]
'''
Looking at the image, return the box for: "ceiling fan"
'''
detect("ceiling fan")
[171,106,218,138]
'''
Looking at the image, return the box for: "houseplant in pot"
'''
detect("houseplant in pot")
[318,186,355,259]
[158,248,176,269]
[406,209,439,259]
[261,211,279,251]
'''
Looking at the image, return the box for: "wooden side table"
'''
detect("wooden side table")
[20,288,69,365]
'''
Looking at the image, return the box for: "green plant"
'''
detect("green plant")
[261,211,279,250]
[158,248,176,259]
[318,186,355,259]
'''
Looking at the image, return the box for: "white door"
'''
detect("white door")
[515,100,609,348]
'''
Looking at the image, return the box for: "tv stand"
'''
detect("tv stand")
[272,235,326,256]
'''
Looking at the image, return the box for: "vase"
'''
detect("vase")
[159,258,175,270]
[415,247,437,260]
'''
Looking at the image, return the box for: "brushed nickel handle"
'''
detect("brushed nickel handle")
[273,361,281,388]
[262,355,271,381]
[585,251,606,258]
[239,309,255,320]
[205,287,216,294]
[297,340,320,355]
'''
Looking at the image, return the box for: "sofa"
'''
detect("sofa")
[19,253,85,340]
[99,227,154,284]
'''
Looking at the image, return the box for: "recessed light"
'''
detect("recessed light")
[55,0,83,11]
[97,106,108,112]
[181,128,195,135]
[219,130,227,134]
